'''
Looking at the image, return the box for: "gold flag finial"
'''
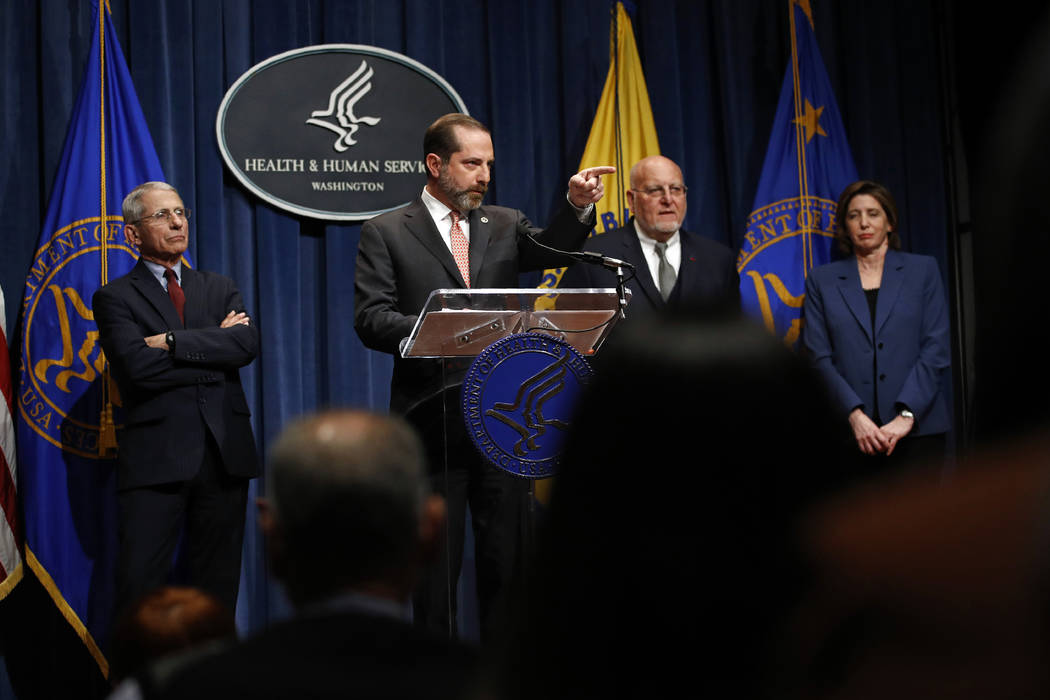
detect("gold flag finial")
[792,0,815,28]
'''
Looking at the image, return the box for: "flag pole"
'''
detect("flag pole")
[97,1,117,457]
[611,2,627,225]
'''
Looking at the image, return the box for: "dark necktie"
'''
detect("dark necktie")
[654,241,676,301]
[164,268,185,324]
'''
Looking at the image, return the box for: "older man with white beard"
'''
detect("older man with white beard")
[561,155,739,314]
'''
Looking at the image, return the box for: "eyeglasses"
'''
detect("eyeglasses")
[131,208,191,226]
[632,185,688,199]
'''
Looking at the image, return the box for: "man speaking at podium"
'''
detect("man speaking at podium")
[354,113,611,642]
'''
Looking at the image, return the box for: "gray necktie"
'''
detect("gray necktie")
[654,241,676,301]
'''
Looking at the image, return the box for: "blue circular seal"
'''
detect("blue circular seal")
[462,333,592,479]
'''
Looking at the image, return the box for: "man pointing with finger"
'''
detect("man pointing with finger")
[355,113,612,642]
[93,181,260,620]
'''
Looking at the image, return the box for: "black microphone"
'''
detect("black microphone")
[517,230,636,271]
[518,229,633,321]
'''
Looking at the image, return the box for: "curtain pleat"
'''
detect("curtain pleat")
[1,0,953,642]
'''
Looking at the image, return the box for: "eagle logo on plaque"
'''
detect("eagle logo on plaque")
[306,59,382,151]
[462,333,592,479]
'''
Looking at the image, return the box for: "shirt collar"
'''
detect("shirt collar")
[142,258,182,286]
[632,220,680,250]
[421,186,462,223]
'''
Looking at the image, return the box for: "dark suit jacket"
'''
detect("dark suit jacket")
[93,259,260,490]
[559,220,740,315]
[802,249,951,436]
[151,610,478,700]
[354,196,593,415]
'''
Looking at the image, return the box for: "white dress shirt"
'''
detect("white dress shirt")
[421,186,470,253]
[634,222,681,285]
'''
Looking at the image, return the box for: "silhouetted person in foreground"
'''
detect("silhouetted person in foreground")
[782,435,1050,700]
[154,410,477,700]
[480,304,854,699]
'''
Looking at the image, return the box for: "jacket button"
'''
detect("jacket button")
[879,373,886,381]
[877,342,884,349]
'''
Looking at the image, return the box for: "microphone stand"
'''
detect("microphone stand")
[518,230,635,322]
[613,263,629,320]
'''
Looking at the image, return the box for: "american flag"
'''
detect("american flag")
[0,283,22,597]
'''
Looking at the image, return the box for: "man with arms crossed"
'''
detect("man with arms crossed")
[93,182,259,618]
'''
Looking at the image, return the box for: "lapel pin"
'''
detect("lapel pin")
[480,216,489,224]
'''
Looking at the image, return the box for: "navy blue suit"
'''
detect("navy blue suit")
[802,249,951,436]
[559,221,740,314]
[93,258,260,613]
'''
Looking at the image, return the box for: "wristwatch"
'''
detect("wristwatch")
[165,330,176,355]
[899,408,915,420]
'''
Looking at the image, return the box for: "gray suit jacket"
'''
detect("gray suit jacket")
[354,196,593,415]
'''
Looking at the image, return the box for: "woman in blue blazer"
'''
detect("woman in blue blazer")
[803,181,951,467]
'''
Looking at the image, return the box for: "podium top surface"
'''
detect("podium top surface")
[401,287,630,358]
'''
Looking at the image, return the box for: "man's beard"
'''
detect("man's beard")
[649,220,680,235]
[438,166,486,212]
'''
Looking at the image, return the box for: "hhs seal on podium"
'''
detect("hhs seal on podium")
[462,333,593,478]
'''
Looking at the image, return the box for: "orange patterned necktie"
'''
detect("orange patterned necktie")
[449,210,470,287]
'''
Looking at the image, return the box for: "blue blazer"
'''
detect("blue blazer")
[802,249,951,436]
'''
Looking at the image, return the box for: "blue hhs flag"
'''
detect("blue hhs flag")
[17,2,180,676]
[737,0,857,347]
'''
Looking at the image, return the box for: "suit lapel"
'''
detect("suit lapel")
[620,222,663,308]
[874,249,905,337]
[129,258,184,329]
[676,232,702,298]
[180,265,204,328]
[402,198,466,287]
[467,207,490,286]
[834,259,873,343]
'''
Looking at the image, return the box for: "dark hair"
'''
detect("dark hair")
[834,180,902,254]
[266,410,427,605]
[422,113,489,165]
[487,305,854,699]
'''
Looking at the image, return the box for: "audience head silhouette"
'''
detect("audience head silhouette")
[259,409,445,608]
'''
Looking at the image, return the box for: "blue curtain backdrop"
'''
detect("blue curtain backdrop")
[0,0,956,697]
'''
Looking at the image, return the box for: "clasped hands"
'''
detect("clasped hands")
[849,407,914,456]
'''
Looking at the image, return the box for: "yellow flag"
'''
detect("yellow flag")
[534,2,659,503]
[536,0,661,294]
